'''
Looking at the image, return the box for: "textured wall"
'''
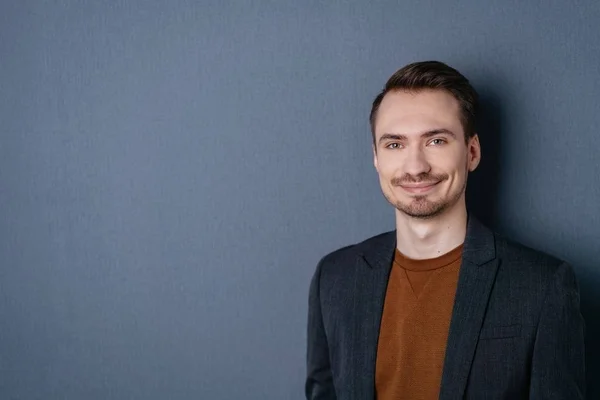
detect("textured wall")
[1,1,599,398]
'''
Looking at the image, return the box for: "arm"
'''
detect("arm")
[529,262,586,399]
[305,258,337,400]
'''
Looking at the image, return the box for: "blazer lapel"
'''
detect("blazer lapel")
[439,216,499,400]
[353,231,396,400]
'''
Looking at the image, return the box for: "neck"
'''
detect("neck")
[395,200,468,260]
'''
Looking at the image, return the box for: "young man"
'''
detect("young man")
[305,61,585,399]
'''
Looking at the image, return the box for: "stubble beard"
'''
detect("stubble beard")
[384,175,467,220]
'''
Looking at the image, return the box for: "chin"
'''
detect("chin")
[393,196,449,217]
[403,211,446,220]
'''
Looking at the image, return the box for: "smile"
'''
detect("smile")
[398,182,440,194]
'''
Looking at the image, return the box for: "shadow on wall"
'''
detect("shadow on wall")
[466,88,502,229]
[579,276,600,399]
[467,88,599,399]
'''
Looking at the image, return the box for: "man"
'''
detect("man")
[305,61,585,399]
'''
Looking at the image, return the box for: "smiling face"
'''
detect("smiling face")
[373,89,481,219]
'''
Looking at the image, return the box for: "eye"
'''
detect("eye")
[428,138,447,146]
[385,143,402,149]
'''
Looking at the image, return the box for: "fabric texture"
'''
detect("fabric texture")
[375,245,463,400]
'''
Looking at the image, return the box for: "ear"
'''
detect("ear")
[373,145,379,171]
[467,133,481,172]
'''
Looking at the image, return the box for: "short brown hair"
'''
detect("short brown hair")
[369,61,478,144]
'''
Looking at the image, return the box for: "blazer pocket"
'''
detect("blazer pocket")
[479,324,522,340]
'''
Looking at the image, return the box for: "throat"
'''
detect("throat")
[395,209,468,259]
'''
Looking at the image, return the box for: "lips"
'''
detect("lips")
[398,181,440,193]
[400,182,439,188]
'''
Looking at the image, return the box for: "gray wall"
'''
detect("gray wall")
[1,1,599,399]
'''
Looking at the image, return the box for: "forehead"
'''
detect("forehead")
[374,89,463,138]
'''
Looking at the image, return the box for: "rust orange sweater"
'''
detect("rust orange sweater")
[375,244,463,400]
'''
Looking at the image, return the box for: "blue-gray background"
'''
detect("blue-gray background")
[1,1,599,399]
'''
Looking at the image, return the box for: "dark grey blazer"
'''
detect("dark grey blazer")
[306,216,585,399]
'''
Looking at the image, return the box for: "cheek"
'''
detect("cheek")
[377,153,404,173]
[375,160,395,178]
[442,151,469,174]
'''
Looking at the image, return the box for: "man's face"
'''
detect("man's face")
[372,89,481,219]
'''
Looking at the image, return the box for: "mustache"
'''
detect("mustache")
[391,173,449,186]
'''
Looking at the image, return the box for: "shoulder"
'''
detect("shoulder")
[312,230,394,281]
[492,233,576,298]
[494,233,565,273]
[317,230,394,266]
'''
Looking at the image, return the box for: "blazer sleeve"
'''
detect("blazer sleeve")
[529,262,586,399]
[305,258,337,400]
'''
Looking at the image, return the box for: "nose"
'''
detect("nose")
[403,146,431,176]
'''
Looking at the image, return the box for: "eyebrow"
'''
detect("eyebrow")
[378,129,457,144]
